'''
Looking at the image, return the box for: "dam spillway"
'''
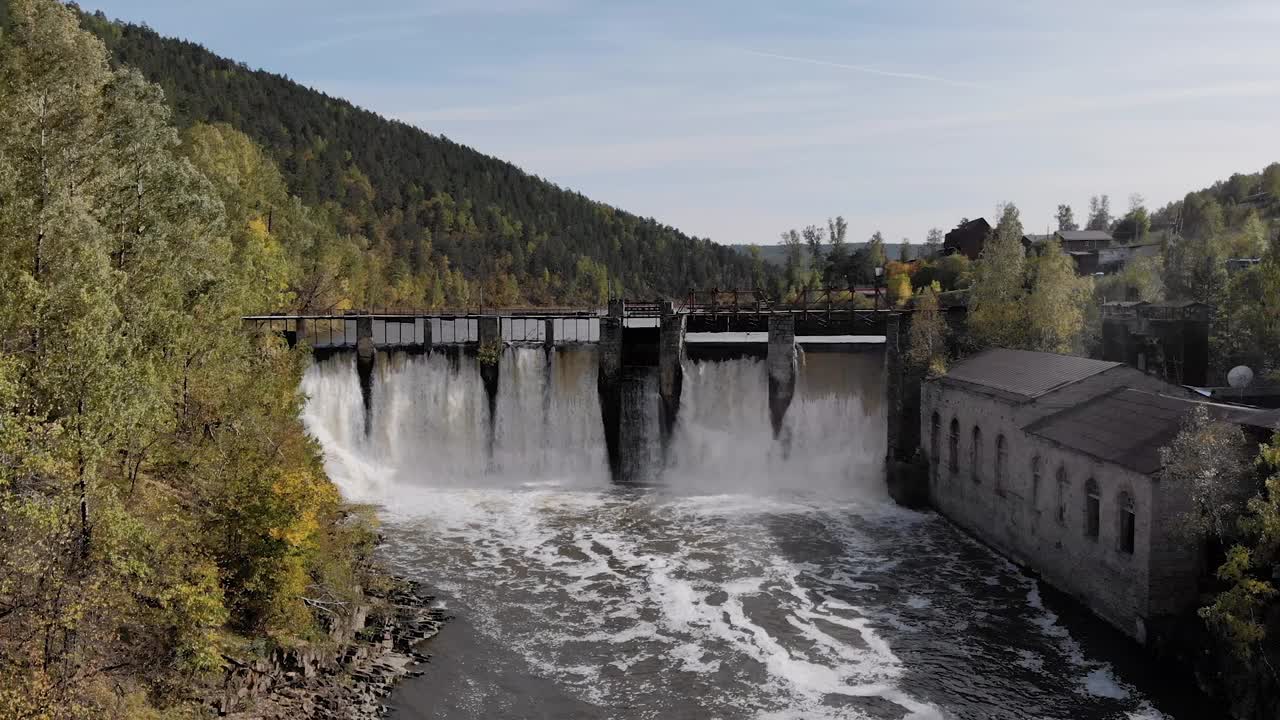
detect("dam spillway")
[298,346,1194,719]
[301,346,889,492]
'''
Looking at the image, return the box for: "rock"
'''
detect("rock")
[212,574,447,720]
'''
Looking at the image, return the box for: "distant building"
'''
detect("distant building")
[1068,251,1101,275]
[1101,301,1211,386]
[1099,241,1162,273]
[1054,230,1114,252]
[920,349,1275,644]
[1226,258,1262,274]
[1024,231,1152,276]
[943,218,992,260]
[1044,231,1112,275]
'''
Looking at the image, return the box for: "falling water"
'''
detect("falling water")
[300,347,1203,720]
[303,348,608,495]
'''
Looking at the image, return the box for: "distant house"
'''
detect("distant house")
[1068,251,1100,275]
[943,218,992,260]
[1227,258,1262,274]
[1054,230,1114,252]
[920,348,1274,644]
[1043,231,1161,276]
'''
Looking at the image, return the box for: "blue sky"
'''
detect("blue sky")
[81,0,1280,247]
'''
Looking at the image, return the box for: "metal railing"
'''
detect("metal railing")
[246,314,601,347]
[676,287,892,315]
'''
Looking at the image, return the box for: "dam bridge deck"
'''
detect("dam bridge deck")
[244,288,901,350]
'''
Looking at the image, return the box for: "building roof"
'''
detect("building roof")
[940,349,1121,402]
[1026,388,1276,475]
[1146,299,1209,309]
[1056,230,1114,242]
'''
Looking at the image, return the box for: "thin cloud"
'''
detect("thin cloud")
[279,25,424,57]
[741,49,992,91]
[283,0,576,56]
[325,0,576,25]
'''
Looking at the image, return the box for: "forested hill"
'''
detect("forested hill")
[69,8,761,308]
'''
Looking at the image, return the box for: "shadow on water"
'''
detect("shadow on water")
[760,507,1223,720]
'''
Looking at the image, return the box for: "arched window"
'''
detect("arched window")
[1031,455,1042,510]
[1118,492,1136,554]
[930,412,941,481]
[971,425,983,483]
[949,418,960,474]
[1055,466,1068,524]
[995,434,1008,494]
[1085,479,1100,539]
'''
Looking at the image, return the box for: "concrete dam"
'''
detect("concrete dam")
[292,306,891,489]
[262,300,902,485]
[294,305,1190,718]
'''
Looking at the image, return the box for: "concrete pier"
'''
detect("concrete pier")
[883,312,928,507]
[597,301,624,480]
[766,315,797,444]
[478,316,501,465]
[356,317,376,435]
[478,315,501,349]
[658,301,685,452]
[544,318,556,351]
[418,318,432,352]
[295,317,310,347]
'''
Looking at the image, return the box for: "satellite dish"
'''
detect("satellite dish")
[1228,365,1254,389]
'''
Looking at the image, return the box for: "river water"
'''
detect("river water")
[300,348,1207,720]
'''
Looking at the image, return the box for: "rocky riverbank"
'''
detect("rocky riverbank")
[214,579,448,720]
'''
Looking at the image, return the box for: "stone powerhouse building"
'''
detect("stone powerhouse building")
[918,349,1275,643]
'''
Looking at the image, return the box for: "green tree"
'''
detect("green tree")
[865,231,887,270]
[825,216,849,285]
[1113,194,1150,241]
[924,227,944,258]
[749,245,767,291]
[781,228,803,294]
[907,287,948,377]
[1025,239,1091,353]
[886,269,912,306]
[1221,233,1280,377]
[1198,434,1280,662]
[967,203,1028,348]
[1158,405,1256,543]
[1229,211,1267,258]
[1056,204,1078,232]
[0,3,372,714]
[1086,194,1112,231]
[803,224,826,286]
[1180,192,1225,241]
[1165,232,1229,305]
[1263,162,1280,200]
[1096,254,1165,303]
[933,253,972,291]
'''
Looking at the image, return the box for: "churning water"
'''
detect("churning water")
[301,348,1201,720]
